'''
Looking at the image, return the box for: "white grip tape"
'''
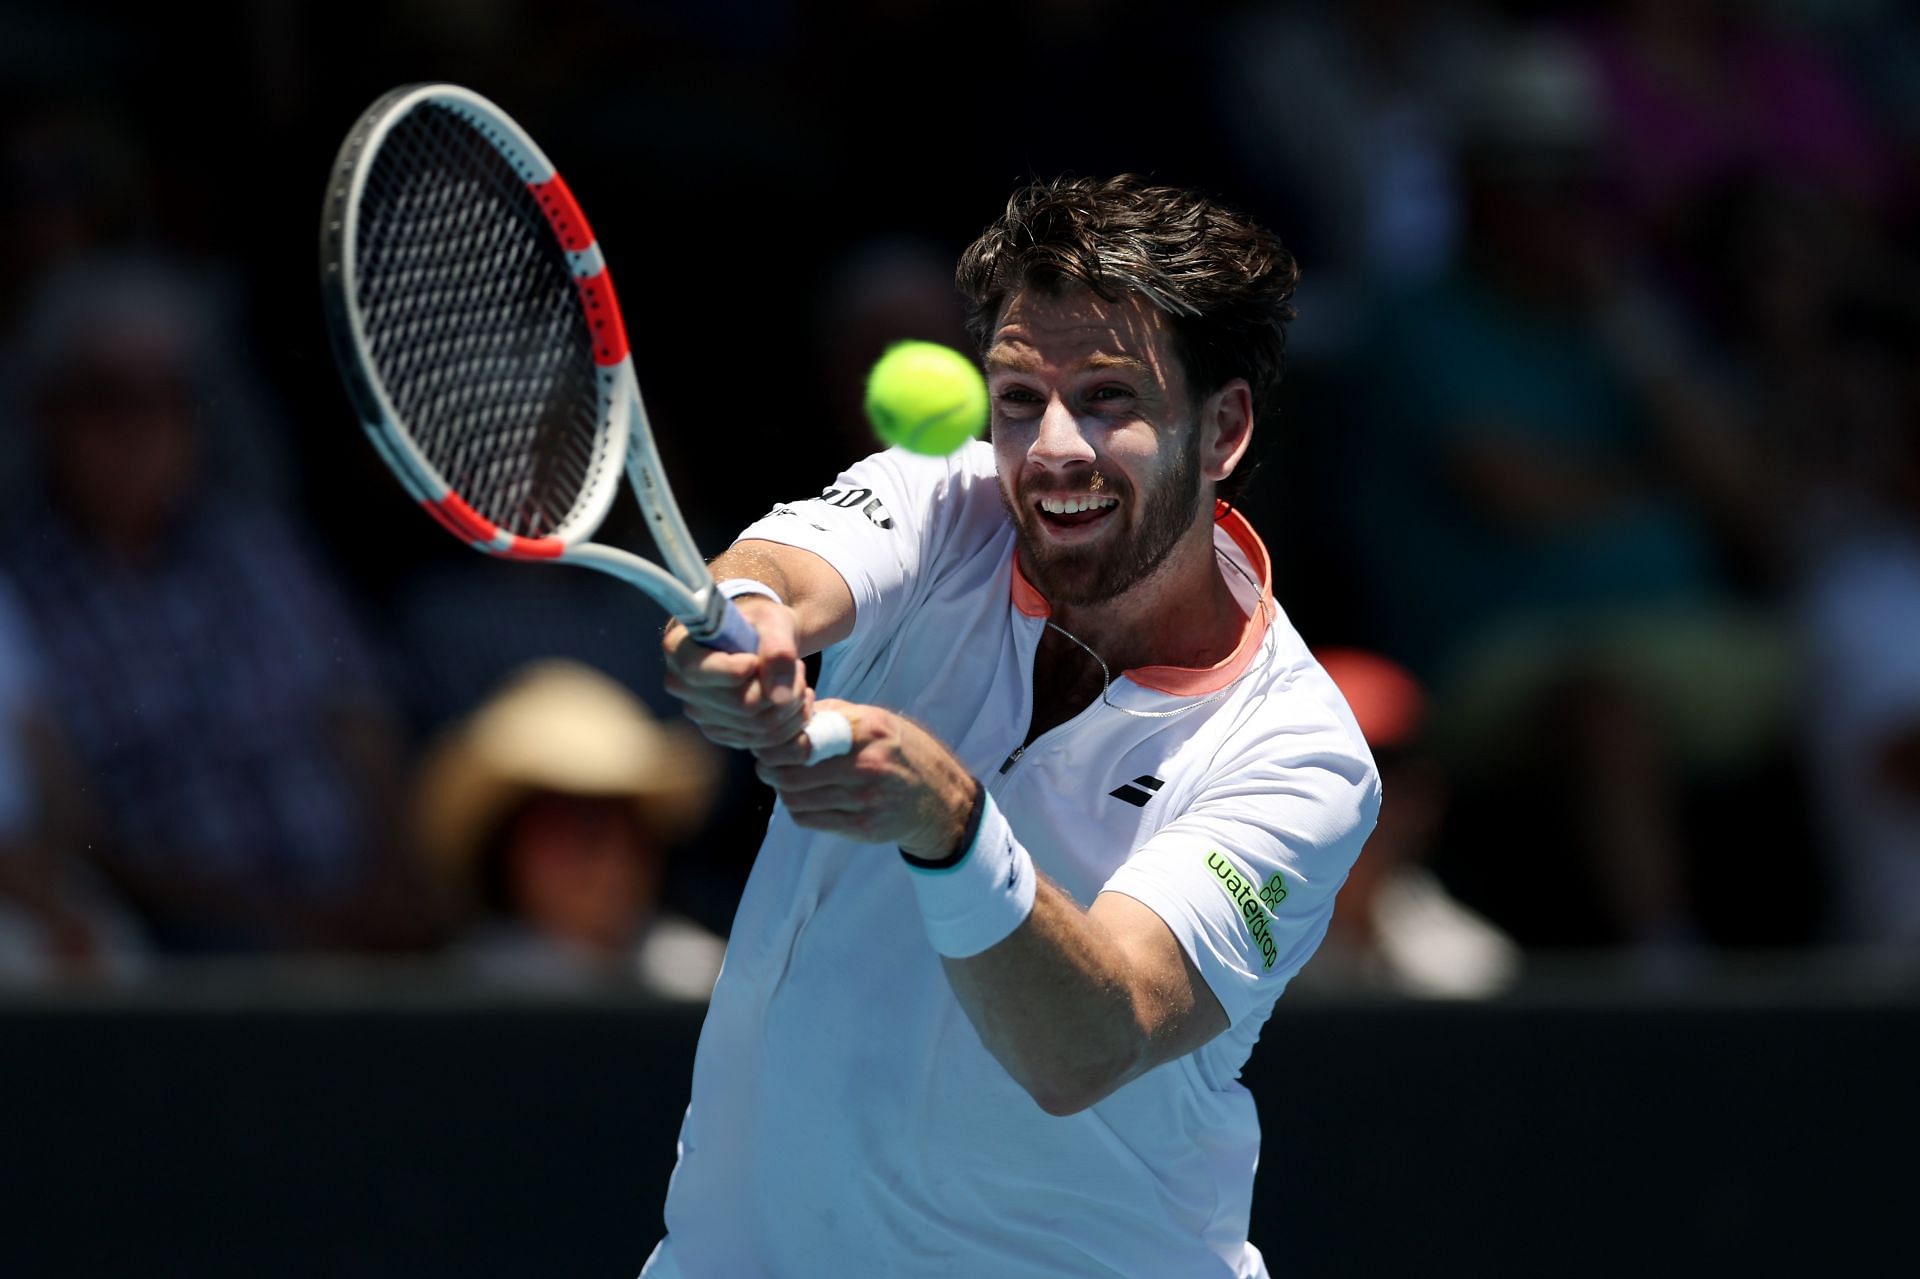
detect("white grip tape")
[804,709,853,765]
[905,792,1036,958]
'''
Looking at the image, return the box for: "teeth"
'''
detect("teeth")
[1039,495,1118,515]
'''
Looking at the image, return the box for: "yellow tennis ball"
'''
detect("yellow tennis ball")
[864,340,989,456]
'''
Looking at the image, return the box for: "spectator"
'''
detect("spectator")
[1345,36,1790,953]
[1683,177,1903,562]
[1574,0,1897,252]
[1797,314,1920,945]
[0,104,148,506]
[1303,648,1519,997]
[1679,171,1920,945]
[1215,0,1489,355]
[411,660,724,996]
[0,573,145,981]
[2,253,422,952]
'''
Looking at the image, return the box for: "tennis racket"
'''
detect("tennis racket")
[319,82,848,761]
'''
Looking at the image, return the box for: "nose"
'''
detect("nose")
[1028,394,1096,472]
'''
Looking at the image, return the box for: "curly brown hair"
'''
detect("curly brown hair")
[955,175,1298,505]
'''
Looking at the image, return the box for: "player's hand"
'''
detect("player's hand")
[755,699,976,856]
[662,595,812,752]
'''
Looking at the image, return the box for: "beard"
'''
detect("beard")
[1001,427,1204,607]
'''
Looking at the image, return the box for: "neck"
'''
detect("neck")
[1039,513,1245,673]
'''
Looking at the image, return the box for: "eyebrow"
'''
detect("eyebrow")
[983,348,1156,378]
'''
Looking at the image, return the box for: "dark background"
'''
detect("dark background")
[9,0,1913,947]
[4,983,1913,1278]
[4,1,1920,1274]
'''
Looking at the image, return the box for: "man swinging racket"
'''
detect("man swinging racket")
[648,175,1379,1278]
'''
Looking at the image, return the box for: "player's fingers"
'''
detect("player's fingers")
[754,736,813,768]
[755,755,855,792]
[693,722,756,750]
[756,701,855,767]
[689,676,776,720]
[752,606,804,708]
[673,637,814,751]
[726,673,815,727]
[673,650,759,688]
[733,696,813,749]
[685,698,808,752]
[663,621,721,678]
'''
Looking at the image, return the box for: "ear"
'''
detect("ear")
[1199,378,1254,486]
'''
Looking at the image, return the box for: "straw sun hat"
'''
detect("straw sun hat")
[412,660,721,879]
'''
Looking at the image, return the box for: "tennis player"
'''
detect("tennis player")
[647,175,1378,1278]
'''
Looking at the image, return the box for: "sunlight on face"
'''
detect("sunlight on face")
[985,288,1204,606]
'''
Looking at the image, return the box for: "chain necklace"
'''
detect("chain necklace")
[1041,548,1275,720]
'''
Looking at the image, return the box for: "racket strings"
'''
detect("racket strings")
[354,104,606,538]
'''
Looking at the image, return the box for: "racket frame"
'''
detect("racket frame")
[321,83,749,651]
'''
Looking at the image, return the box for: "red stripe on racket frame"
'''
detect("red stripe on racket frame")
[420,494,566,559]
[530,174,595,252]
[505,533,565,559]
[575,270,630,366]
[420,492,496,544]
[528,176,631,366]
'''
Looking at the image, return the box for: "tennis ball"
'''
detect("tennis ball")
[864,340,988,456]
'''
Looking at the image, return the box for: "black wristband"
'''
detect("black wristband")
[900,776,985,871]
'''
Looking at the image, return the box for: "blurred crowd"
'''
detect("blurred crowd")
[1,0,1917,994]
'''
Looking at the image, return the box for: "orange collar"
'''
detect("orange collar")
[1009,501,1274,696]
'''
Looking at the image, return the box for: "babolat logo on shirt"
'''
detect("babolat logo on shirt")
[1204,850,1287,971]
[817,484,894,530]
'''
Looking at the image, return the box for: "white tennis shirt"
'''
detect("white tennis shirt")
[646,443,1378,1278]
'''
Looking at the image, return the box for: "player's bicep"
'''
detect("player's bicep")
[732,446,994,664]
[717,539,856,656]
[1092,890,1230,1068]
[1101,752,1379,1031]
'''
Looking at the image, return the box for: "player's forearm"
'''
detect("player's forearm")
[892,765,1219,1115]
[709,539,855,656]
[759,714,1216,1112]
[939,883,1154,1116]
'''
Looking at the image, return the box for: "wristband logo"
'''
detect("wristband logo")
[1204,850,1286,971]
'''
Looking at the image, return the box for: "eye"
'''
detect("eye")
[993,385,1044,415]
[1085,383,1140,410]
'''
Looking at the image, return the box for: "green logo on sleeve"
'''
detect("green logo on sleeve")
[1204,850,1287,971]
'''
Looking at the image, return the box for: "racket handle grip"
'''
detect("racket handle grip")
[692,592,763,655]
[689,592,851,764]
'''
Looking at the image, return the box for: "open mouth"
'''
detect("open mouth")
[1034,494,1119,530]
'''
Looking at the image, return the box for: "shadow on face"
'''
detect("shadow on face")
[498,791,664,957]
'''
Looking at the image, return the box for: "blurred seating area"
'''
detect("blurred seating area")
[2,0,1918,993]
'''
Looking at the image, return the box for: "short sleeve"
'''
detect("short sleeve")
[1100,735,1379,1029]
[733,441,995,654]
